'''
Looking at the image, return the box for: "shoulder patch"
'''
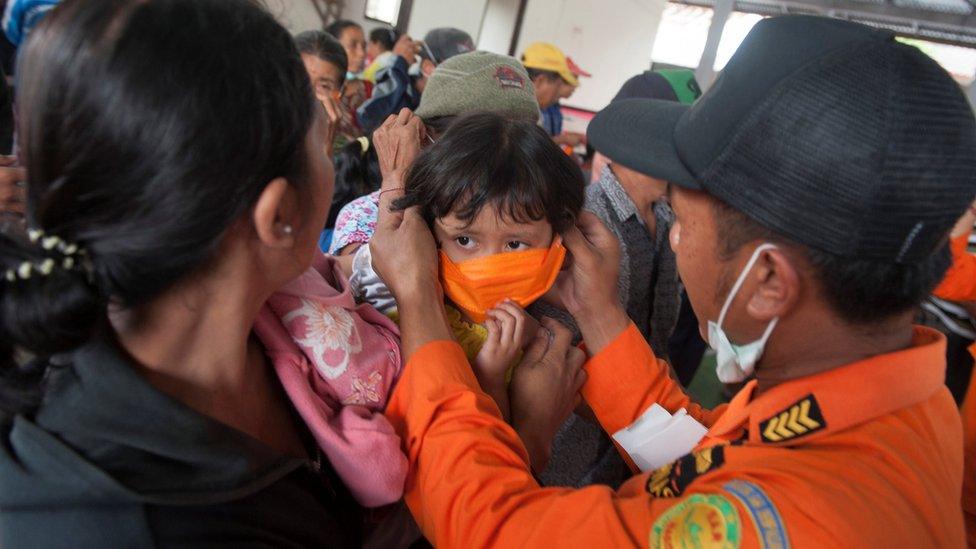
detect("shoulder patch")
[724,481,789,549]
[646,446,725,498]
[650,493,741,549]
[759,394,825,443]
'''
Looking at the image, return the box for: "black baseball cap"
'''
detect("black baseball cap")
[587,15,976,264]
[420,27,475,65]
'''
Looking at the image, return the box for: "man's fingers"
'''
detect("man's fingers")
[565,345,586,369]
[520,324,552,366]
[560,223,594,264]
[395,107,413,126]
[574,368,588,393]
[576,211,618,250]
[541,317,572,352]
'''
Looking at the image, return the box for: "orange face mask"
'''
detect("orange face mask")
[439,236,566,324]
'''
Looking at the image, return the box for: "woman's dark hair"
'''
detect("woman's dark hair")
[0,0,315,415]
[395,112,584,233]
[325,19,362,41]
[712,199,951,325]
[369,27,398,52]
[295,30,348,87]
[329,138,380,229]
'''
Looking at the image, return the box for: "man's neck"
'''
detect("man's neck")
[753,311,916,395]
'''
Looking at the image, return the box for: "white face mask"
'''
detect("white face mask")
[707,243,779,383]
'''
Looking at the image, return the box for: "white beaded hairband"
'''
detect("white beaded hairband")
[4,229,87,282]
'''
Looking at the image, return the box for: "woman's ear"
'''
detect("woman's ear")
[746,248,800,321]
[252,177,298,249]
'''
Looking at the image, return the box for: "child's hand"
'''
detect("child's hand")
[474,317,515,422]
[488,299,540,351]
[473,301,539,422]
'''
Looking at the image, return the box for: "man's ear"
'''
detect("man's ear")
[252,177,297,249]
[746,248,800,321]
[421,58,436,77]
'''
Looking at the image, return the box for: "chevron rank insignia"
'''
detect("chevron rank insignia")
[760,394,826,443]
[646,446,726,498]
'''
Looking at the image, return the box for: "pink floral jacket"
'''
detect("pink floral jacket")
[252,254,406,507]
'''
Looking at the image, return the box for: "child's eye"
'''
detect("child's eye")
[455,236,475,249]
[505,241,529,251]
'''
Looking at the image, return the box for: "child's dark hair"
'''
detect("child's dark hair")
[395,112,584,233]
[0,0,314,416]
[328,138,380,229]
[369,27,398,52]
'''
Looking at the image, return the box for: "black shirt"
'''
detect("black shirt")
[0,338,363,547]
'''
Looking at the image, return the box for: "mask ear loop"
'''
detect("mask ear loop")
[716,243,778,330]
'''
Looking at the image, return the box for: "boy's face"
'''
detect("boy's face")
[433,205,554,263]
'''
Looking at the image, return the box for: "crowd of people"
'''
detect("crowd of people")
[1,0,976,547]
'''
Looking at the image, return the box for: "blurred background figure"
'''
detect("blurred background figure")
[326,19,369,147]
[362,26,398,83]
[357,26,474,133]
[521,42,588,149]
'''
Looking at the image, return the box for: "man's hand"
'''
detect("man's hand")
[556,212,629,353]
[392,34,418,65]
[369,109,448,357]
[510,318,587,474]
[372,108,425,188]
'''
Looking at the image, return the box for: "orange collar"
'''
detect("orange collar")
[706,326,947,445]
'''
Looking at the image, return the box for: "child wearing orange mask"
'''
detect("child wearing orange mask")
[351,112,584,419]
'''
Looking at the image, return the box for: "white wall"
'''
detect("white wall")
[477,0,520,54]
[267,0,324,34]
[406,0,488,43]
[340,0,390,34]
[340,0,488,40]
[515,0,667,112]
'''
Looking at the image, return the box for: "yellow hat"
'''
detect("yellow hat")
[521,42,578,87]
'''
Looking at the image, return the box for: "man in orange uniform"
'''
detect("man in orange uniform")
[932,203,976,544]
[371,15,976,548]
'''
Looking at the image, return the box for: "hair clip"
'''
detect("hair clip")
[41,236,60,250]
[357,136,370,155]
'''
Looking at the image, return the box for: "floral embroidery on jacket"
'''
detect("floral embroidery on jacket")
[282,298,363,380]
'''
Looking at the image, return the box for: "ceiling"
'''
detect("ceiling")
[677,0,976,46]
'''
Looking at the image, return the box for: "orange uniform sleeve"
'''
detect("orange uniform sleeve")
[385,332,762,548]
[581,323,726,436]
[933,232,976,302]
